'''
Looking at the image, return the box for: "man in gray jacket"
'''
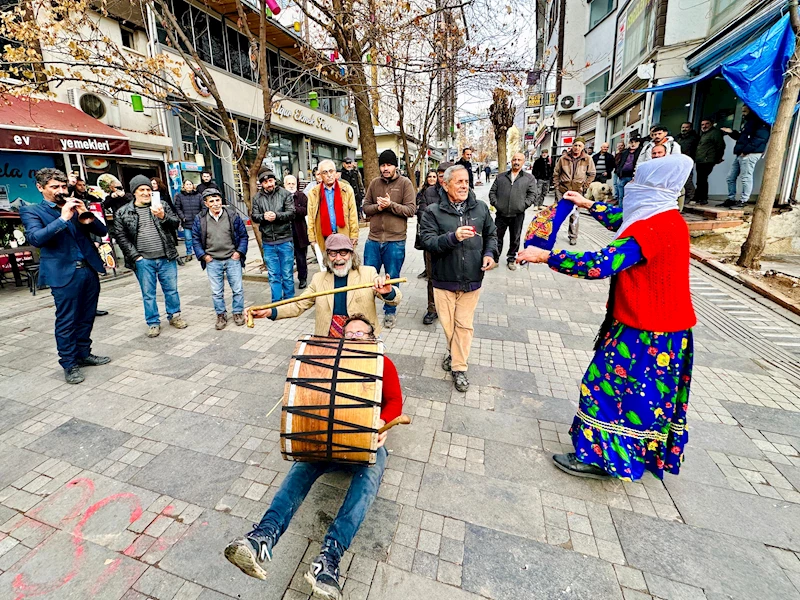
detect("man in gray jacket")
[489,152,537,270]
[251,172,295,301]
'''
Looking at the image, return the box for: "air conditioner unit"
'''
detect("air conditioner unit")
[181,141,195,157]
[66,89,122,128]
[557,93,585,112]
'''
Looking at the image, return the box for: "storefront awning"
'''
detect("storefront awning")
[630,66,720,95]
[0,95,131,156]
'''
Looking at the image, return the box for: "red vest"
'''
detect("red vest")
[614,211,697,332]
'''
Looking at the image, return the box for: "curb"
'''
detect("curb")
[690,246,800,317]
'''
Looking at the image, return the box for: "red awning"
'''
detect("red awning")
[0,95,131,156]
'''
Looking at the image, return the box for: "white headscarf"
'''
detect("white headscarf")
[617,154,694,238]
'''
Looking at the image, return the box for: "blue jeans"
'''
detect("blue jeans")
[615,176,632,208]
[182,227,193,257]
[263,241,295,301]
[206,258,244,315]
[252,446,387,555]
[364,239,405,315]
[135,258,181,325]
[727,154,762,203]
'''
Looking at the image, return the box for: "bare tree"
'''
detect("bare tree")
[738,1,800,269]
[489,88,514,174]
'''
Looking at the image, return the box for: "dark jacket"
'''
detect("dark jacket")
[191,206,249,270]
[455,158,474,188]
[614,147,642,178]
[291,190,310,248]
[695,127,726,164]
[675,130,700,160]
[251,187,295,242]
[418,184,440,216]
[729,115,771,155]
[20,202,107,288]
[103,191,132,215]
[111,201,180,269]
[592,152,615,182]
[174,191,204,228]
[341,168,364,201]
[532,156,553,181]
[419,189,498,291]
[197,181,219,195]
[489,170,537,216]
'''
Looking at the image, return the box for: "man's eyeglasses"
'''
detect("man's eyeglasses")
[344,331,372,339]
[326,250,351,258]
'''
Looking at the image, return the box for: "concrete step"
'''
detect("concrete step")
[684,205,745,220]
[685,217,744,231]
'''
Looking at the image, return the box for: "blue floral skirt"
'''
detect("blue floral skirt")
[570,321,694,481]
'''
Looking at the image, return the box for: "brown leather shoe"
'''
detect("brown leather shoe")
[233,313,245,326]
[215,313,228,330]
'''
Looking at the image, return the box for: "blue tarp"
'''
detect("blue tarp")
[633,14,796,124]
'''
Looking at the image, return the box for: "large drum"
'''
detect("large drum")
[281,335,384,465]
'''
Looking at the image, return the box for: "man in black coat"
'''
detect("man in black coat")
[532,150,553,206]
[692,118,727,205]
[419,164,497,393]
[676,122,700,204]
[174,180,204,261]
[284,175,310,289]
[455,147,475,189]
[340,157,365,220]
[196,171,218,195]
[721,104,771,208]
[592,143,615,184]
[489,152,536,271]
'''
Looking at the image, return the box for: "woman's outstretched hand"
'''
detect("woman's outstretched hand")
[563,191,594,209]
[516,247,551,264]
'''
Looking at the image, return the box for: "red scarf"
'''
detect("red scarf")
[319,181,346,238]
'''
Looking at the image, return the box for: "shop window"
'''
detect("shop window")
[193,9,212,64]
[585,71,609,104]
[588,0,614,29]
[268,49,280,88]
[227,26,243,77]
[615,0,656,83]
[709,0,744,34]
[240,33,254,81]
[208,15,227,70]
[172,0,194,53]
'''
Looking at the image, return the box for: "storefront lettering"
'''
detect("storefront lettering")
[0,129,130,155]
[0,163,23,178]
[271,103,333,133]
[59,138,112,152]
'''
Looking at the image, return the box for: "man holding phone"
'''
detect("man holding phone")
[21,169,111,384]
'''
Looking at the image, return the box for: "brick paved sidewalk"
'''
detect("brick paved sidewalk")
[1,189,800,600]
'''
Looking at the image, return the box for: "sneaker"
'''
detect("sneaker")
[569,239,577,246]
[452,370,469,392]
[422,311,437,325]
[720,199,736,208]
[731,202,746,209]
[215,313,228,330]
[417,270,427,279]
[233,313,245,326]
[442,354,452,372]
[78,354,111,367]
[224,532,277,580]
[185,255,193,262]
[64,366,85,384]
[383,314,396,329]
[305,546,343,600]
[147,324,161,338]
[169,313,188,329]
[507,260,518,271]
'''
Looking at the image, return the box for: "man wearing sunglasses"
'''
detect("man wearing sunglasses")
[250,233,401,337]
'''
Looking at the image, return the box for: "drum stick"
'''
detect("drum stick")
[246,277,408,327]
[378,414,412,433]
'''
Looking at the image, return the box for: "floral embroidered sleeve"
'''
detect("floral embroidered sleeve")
[589,202,624,232]
[547,237,643,279]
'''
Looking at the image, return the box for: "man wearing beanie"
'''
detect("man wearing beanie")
[362,149,416,329]
[251,171,296,302]
[112,174,187,337]
[553,137,595,245]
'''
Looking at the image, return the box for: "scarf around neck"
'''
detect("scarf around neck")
[320,180,346,237]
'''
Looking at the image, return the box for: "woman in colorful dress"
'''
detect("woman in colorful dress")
[516,154,696,481]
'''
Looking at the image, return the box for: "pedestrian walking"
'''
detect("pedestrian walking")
[192,188,248,329]
[362,149,416,329]
[306,159,359,256]
[553,137,596,245]
[692,118,727,206]
[516,155,696,481]
[174,180,203,261]
[419,164,498,393]
[456,147,475,189]
[613,137,642,207]
[340,157,365,220]
[251,172,296,302]
[418,163,452,326]
[112,174,187,337]
[675,122,699,205]
[637,125,681,166]
[720,104,771,208]
[592,143,615,184]
[484,164,491,183]
[532,150,553,206]
[284,175,310,289]
[21,168,111,384]
[489,152,537,270]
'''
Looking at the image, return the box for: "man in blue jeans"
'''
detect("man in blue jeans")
[111,175,188,337]
[362,149,416,329]
[251,172,295,301]
[192,188,249,329]
[225,315,405,600]
[720,104,771,209]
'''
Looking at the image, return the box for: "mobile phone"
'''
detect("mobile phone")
[151,191,162,209]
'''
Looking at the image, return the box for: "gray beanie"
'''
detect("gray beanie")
[129,174,152,194]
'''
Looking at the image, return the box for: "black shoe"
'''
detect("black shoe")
[422,311,437,325]
[552,453,610,479]
[299,279,307,289]
[442,354,451,372]
[453,371,469,392]
[731,202,746,209]
[224,531,277,581]
[78,354,111,367]
[569,239,577,246]
[95,309,109,316]
[177,256,185,266]
[720,200,735,208]
[64,366,85,384]
[185,255,193,262]
[417,271,427,279]
[305,543,343,600]
[693,200,708,205]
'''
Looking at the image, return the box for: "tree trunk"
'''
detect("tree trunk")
[737,48,800,269]
[353,83,380,187]
[496,128,508,176]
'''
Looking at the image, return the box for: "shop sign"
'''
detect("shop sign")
[527,93,544,108]
[272,102,333,133]
[559,128,577,147]
[546,92,557,106]
[613,0,656,85]
[0,151,56,205]
[0,128,131,156]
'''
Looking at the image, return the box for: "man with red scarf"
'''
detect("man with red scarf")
[306,159,359,256]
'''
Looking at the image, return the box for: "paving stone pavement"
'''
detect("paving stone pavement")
[2,185,800,599]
